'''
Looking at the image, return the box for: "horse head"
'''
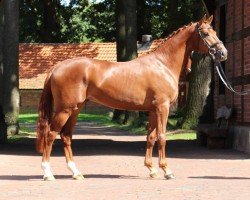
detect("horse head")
[196,14,228,62]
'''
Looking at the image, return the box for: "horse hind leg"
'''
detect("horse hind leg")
[60,103,84,180]
[42,109,72,181]
[144,112,158,178]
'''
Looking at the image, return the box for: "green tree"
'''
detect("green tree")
[19,0,205,43]
[19,0,116,43]
[20,0,63,43]
[137,0,202,39]
[61,0,115,42]
[42,0,62,42]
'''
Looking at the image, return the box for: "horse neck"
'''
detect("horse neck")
[153,24,197,81]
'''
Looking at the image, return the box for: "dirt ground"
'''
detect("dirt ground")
[0,122,250,200]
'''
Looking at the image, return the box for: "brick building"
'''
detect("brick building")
[212,0,250,153]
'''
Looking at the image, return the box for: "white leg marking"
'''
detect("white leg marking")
[165,167,173,175]
[149,167,158,178]
[41,162,55,181]
[164,167,175,180]
[67,161,81,177]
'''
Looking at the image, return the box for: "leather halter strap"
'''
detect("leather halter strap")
[197,25,250,95]
[215,61,250,95]
[197,25,223,58]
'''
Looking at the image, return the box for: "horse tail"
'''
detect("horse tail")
[36,73,53,154]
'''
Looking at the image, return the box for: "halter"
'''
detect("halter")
[197,25,250,95]
[197,25,223,59]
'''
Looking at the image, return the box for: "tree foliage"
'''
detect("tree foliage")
[20,0,204,43]
[61,0,116,42]
[20,0,116,43]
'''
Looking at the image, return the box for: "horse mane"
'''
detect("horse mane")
[148,22,195,53]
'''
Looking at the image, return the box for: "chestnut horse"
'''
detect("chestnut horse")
[36,15,227,181]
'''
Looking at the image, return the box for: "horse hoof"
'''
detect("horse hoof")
[73,174,84,180]
[43,176,55,181]
[150,171,158,178]
[165,173,175,180]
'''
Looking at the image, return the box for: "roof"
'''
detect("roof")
[19,40,163,89]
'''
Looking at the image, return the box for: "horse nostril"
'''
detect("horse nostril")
[221,52,225,58]
[217,50,227,61]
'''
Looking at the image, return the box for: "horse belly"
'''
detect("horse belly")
[87,87,152,111]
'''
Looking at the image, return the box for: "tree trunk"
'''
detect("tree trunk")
[2,0,20,136]
[113,0,137,124]
[198,0,215,124]
[0,0,7,143]
[116,0,137,62]
[179,1,215,128]
[179,53,213,129]
[199,66,215,124]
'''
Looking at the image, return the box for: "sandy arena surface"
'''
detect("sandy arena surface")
[1,122,250,200]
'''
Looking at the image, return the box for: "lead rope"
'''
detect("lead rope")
[214,61,250,95]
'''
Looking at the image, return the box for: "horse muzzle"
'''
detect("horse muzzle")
[215,49,228,62]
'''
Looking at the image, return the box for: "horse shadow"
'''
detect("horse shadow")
[1,173,250,181]
[1,137,249,160]
[0,174,148,181]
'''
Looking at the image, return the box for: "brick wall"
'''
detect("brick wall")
[20,89,112,114]
[214,0,250,124]
[20,90,41,111]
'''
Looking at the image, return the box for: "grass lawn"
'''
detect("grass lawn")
[15,113,196,142]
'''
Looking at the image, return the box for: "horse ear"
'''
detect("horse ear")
[202,14,207,21]
[206,15,213,24]
[198,14,207,26]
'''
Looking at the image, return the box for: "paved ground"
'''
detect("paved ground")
[1,122,250,200]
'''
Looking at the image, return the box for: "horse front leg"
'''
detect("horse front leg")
[60,107,84,180]
[42,110,72,181]
[144,112,158,178]
[156,102,175,179]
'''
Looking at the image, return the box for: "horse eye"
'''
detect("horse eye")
[202,32,209,37]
